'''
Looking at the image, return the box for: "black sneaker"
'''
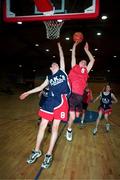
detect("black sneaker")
[27,150,42,164]
[41,154,52,169]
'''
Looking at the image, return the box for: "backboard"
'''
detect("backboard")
[3,0,99,22]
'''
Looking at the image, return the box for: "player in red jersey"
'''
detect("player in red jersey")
[79,85,93,127]
[66,42,95,141]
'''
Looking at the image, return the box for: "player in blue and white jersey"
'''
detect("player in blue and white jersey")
[93,84,118,135]
[19,42,71,168]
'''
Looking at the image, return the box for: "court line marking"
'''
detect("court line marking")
[109,119,120,128]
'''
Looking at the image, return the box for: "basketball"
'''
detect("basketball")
[73,32,84,43]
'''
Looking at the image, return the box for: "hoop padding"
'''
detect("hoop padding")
[44,20,64,39]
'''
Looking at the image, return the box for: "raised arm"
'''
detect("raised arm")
[111,93,118,104]
[71,42,78,68]
[57,42,65,71]
[84,42,95,73]
[19,77,49,100]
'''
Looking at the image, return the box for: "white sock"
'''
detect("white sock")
[68,128,72,131]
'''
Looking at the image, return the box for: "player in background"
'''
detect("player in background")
[80,84,93,127]
[93,84,118,135]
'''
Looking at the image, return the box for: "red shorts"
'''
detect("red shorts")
[99,107,112,115]
[38,95,69,122]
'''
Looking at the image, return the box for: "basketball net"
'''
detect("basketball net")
[43,20,64,39]
[34,0,64,39]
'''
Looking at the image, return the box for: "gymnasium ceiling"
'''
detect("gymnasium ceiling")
[0,0,120,81]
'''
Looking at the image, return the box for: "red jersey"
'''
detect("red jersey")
[68,65,89,95]
[83,88,92,104]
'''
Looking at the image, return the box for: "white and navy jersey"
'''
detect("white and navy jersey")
[100,92,112,110]
[41,69,71,113]
[48,69,71,99]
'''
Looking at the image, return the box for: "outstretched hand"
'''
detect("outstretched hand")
[84,42,89,51]
[19,92,29,100]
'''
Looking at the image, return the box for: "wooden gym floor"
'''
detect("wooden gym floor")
[0,83,120,180]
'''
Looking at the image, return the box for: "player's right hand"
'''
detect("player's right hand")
[19,92,29,100]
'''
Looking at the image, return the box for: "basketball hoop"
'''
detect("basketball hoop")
[43,20,64,39]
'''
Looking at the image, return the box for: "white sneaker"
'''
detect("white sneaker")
[93,128,97,135]
[27,150,42,164]
[80,122,84,128]
[41,154,52,169]
[106,123,110,132]
[66,129,72,141]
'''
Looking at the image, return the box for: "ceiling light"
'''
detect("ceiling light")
[94,48,98,51]
[46,49,50,52]
[113,55,117,58]
[17,22,22,24]
[35,44,39,47]
[101,15,108,20]
[97,32,102,36]
[19,64,22,68]
[65,37,70,40]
